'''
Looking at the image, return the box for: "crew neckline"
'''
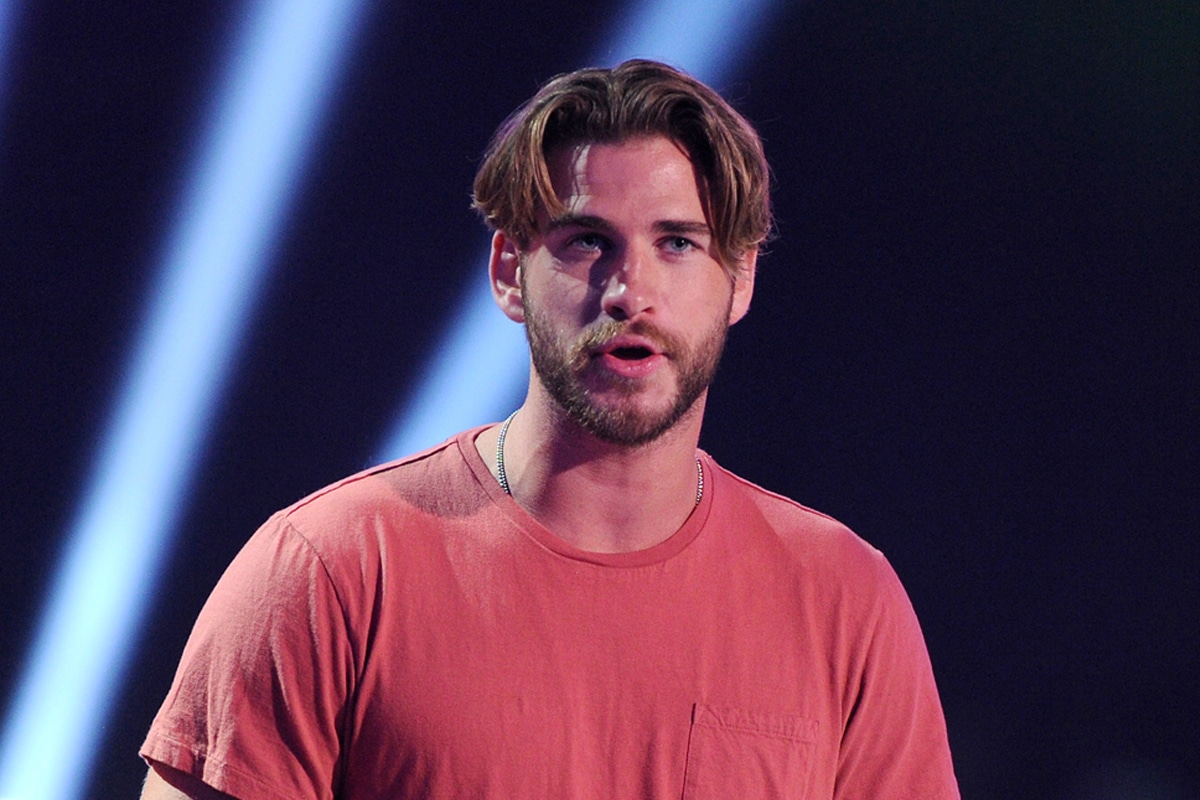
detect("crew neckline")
[456,426,714,568]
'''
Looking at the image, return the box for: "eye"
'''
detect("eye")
[571,232,607,252]
[664,236,696,254]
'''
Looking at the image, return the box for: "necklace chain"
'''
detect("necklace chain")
[496,410,517,495]
[495,411,703,505]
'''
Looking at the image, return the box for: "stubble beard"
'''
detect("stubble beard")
[523,291,732,448]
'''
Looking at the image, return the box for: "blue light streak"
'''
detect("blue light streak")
[376,0,784,462]
[376,275,530,462]
[601,0,781,84]
[0,1,368,798]
[0,1,19,139]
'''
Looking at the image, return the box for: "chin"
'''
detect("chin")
[571,394,699,448]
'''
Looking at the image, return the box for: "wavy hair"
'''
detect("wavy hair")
[472,59,772,271]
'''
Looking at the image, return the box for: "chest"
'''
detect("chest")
[336,544,845,798]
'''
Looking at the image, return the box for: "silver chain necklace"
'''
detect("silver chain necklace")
[495,410,703,505]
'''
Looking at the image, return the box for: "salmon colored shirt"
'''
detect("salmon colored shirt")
[142,428,959,799]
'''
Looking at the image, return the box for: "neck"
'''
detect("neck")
[478,389,707,553]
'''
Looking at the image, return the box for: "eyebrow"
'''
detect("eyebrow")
[545,214,711,237]
[653,220,712,237]
[545,213,615,233]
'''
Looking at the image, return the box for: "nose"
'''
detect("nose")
[600,242,656,321]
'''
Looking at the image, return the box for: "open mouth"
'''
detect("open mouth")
[609,345,654,361]
[587,331,667,376]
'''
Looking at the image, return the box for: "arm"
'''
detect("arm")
[140,516,357,799]
[140,763,235,800]
[835,557,959,799]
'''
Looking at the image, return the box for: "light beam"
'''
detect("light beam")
[0,1,369,798]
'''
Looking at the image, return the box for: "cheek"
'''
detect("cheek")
[543,277,603,326]
[524,282,583,333]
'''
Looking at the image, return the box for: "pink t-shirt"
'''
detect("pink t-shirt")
[142,428,958,799]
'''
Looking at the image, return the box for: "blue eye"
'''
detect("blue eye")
[573,233,605,251]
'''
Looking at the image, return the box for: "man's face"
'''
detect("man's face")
[514,136,755,446]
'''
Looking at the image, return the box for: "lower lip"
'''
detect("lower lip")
[596,352,666,378]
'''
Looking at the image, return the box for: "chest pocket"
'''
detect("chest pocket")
[682,704,819,799]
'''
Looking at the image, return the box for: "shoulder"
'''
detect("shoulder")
[230,429,493,588]
[710,458,885,562]
[706,456,903,600]
[283,429,487,537]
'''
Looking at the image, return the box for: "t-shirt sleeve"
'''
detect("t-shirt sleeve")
[835,555,960,800]
[140,513,356,800]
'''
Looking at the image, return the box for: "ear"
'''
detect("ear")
[727,247,758,325]
[488,231,525,323]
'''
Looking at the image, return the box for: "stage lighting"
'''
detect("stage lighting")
[0,1,368,798]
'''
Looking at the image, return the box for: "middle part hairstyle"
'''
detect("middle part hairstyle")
[473,59,772,272]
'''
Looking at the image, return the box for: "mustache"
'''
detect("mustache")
[571,320,684,363]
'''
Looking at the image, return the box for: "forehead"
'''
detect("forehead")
[543,136,708,223]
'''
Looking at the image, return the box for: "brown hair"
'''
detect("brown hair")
[472,59,772,271]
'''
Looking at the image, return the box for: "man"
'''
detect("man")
[140,59,959,799]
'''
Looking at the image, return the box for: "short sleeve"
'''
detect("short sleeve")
[835,557,960,799]
[141,513,356,800]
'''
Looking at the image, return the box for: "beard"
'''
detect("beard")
[523,287,732,448]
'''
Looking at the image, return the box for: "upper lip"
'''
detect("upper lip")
[595,334,663,358]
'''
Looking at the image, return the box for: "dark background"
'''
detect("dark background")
[2,1,1197,797]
